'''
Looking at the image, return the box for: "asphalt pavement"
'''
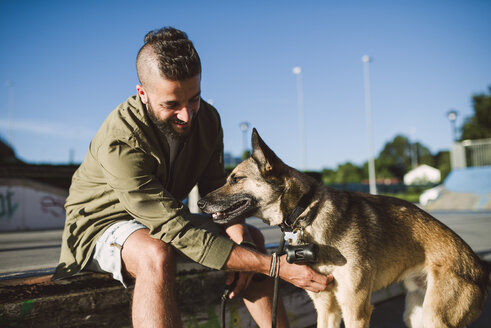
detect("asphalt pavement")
[2,211,490,277]
[0,217,283,279]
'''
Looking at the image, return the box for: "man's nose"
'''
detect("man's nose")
[176,106,193,123]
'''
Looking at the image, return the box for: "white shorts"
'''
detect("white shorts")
[84,219,147,287]
[84,215,222,287]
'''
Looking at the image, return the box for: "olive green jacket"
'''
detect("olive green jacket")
[54,95,234,279]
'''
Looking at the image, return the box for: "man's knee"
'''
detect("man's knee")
[143,239,175,269]
[122,229,176,278]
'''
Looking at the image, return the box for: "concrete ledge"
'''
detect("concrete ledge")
[1,266,409,328]
[0,261,319,328]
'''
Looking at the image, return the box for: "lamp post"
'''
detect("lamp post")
[6,80,14,146]
[362,55,377,195]
[293,66,306,171]
[239,122,250,158]
[447,109,458,142]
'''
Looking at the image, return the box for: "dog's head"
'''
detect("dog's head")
[198,128,289,226]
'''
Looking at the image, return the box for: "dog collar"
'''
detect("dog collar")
[282,184,318,231]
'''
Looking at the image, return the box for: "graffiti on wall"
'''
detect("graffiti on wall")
[41,196,65,218]
[0,190,19,220]
[0,184,67,231]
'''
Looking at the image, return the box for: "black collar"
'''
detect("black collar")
[281,184,317,231]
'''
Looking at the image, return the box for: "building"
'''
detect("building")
[403,164,441,185]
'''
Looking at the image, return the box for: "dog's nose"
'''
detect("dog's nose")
[197,199,205,209]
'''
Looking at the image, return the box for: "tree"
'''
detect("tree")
[461,86,491,140]
[376,135,434,181]
[321,168,336,185]
[0,135,22,164]
[322,162,363,184]
[336,162,363,183]
[415,142,435,167]
[241,150,251,160]
[376,135,412,180]
[322,135,442,185]
[434,151,451,181]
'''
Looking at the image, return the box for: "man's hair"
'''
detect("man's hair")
[136,27,201,85]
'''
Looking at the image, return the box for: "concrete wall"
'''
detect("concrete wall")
[0,179,67,232]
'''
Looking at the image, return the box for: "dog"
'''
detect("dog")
[198,129,491,328]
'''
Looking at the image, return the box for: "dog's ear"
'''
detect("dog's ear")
[251,128,286,176]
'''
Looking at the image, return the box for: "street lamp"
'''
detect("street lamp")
[447,109,458,142]
[293,66,306,171]
[6,80,14,147]
[362,55,377,195]
[239,121,250,156]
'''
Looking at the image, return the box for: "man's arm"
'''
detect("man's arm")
[98,139,234,269]
[224,245,333,298]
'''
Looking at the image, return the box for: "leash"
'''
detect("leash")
[272,184,319,327]
[271,230,286,328]
[221,272,239,328]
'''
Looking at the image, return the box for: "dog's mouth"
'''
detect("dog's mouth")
[210,199,252,224]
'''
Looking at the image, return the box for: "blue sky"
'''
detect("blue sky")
[0,0,490,170]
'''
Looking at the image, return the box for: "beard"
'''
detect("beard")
[146,102,191,142]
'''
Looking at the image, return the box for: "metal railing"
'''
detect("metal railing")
[451,138,491,168]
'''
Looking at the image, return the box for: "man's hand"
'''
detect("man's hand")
[222,222,259,299]
[224,222,252,244]
[278,255,334,293]
[225,271,254,299]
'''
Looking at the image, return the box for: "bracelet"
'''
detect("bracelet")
[269,252,280,278]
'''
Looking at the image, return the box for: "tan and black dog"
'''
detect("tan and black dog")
[198,129,491,328]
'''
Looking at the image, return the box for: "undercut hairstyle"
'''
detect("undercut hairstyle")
[136,27,201,85]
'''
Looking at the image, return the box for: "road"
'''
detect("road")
[0,229,62,279]
[0,217,284,279]
[2,211,490,277]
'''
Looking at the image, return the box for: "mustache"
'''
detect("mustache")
[171,118,187,125]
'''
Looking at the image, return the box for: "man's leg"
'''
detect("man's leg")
[122,229,181,328]
[242,224,290,328]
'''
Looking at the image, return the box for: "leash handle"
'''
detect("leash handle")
[221,272,239,328]
[222,272,239,301]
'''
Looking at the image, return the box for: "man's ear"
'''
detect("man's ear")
[251,128,285,176]
[136,84,149,104]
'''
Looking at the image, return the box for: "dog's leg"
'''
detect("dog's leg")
[307,290,341,328]
[403,276,426,328]
[334,283,372,328]
[422,268,484,328]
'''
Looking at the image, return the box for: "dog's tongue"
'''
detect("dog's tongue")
[212,212,226,220]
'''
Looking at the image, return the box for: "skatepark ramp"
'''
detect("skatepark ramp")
[423,166,491,211]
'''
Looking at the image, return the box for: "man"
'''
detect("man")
[54,27,332,327]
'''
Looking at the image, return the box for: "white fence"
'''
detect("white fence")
[451,138,491,169]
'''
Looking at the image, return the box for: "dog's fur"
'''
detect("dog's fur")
[198,129,491,328]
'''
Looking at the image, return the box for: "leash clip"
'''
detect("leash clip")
[284,227,305,245]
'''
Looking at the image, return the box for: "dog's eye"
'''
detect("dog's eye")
[230,175,243,184]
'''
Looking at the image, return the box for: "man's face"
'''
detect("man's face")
[139,74,201,139]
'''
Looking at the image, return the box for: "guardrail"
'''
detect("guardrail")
[452,138,491,169]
